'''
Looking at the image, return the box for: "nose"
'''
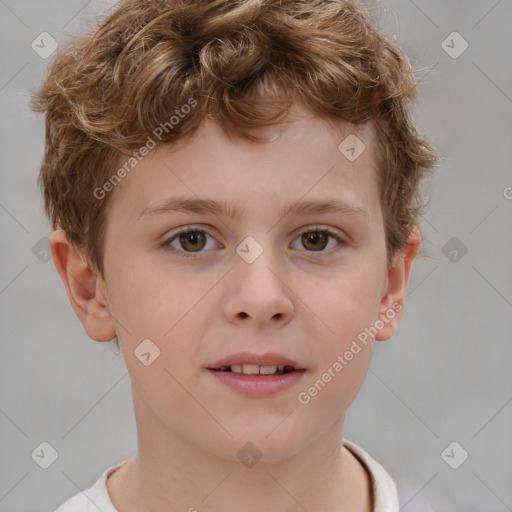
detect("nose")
[223,254,294,329]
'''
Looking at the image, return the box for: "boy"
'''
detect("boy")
[31,0,437,510]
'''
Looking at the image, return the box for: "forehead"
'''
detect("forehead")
[106,107,381,227]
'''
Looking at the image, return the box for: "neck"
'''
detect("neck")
[107,388,371,512]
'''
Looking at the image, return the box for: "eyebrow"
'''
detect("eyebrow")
[137,196,369,221]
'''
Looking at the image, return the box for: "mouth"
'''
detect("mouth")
[206,352,306,396]
[211,364,299,376]
[207,351,306,374]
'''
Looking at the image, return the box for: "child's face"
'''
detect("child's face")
[82,104,411,460]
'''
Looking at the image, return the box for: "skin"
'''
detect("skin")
[51,102,420,511]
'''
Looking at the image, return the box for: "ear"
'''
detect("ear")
[375,225,421,341]
[50,229,116,342]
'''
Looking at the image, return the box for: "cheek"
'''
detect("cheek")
[311,265,383,351]
[298,292,376,421]
[299,262,382,407]
[107,259,221,378]
[108,258,207,335]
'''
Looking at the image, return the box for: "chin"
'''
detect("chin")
[205,423,313,464]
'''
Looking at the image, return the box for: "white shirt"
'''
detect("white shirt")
[55,439,398,511]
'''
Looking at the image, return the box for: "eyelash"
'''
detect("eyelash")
[161,225,347,259]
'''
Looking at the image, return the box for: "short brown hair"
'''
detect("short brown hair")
[30,0,437,278]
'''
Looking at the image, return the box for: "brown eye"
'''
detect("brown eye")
[179,231,207,252]
[164,228,219,256]
[301,231,329,251]
[291,227,345,256]
[161,226,223,258]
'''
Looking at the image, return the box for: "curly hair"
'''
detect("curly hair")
[30,0,437,278]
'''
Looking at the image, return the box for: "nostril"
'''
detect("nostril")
[238,312,249,319]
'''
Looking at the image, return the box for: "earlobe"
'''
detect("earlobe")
[375,225,421,341]
[50,229,116,342]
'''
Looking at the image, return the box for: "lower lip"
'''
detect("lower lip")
[207,369,306,396]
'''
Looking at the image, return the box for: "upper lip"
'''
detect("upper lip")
[208,352,305,370]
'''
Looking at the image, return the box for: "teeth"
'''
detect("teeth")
[226,364,285,375]
[242,364,260,375]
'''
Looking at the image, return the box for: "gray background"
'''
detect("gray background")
[1,0,511,510]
